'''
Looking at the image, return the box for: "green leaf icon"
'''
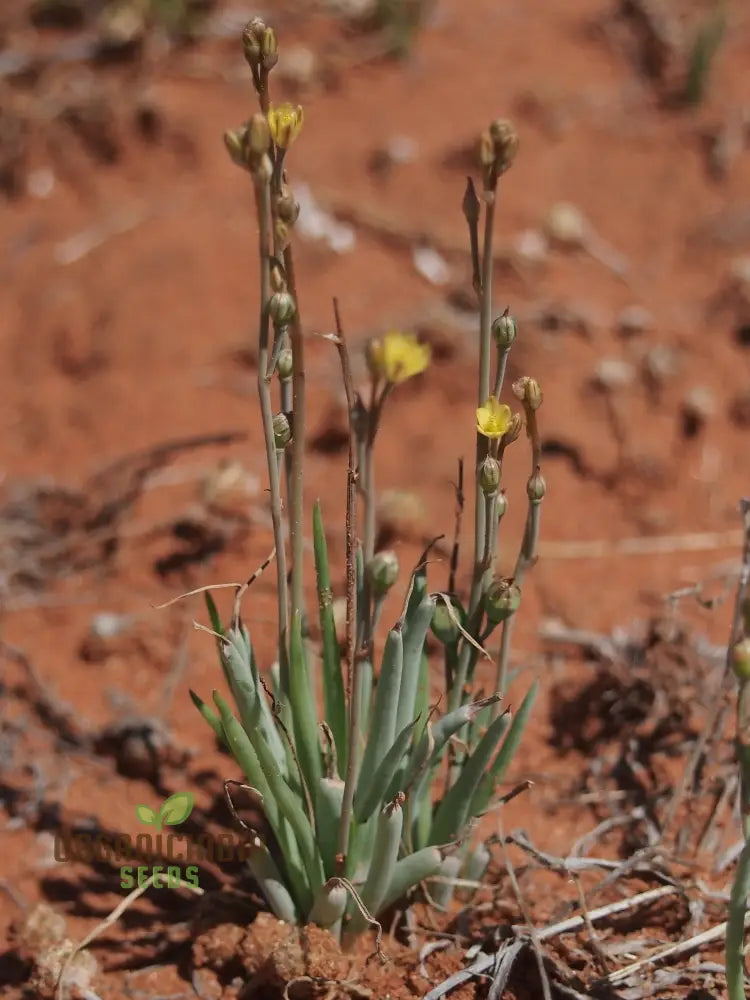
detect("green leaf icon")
[159,791,194,827]
[135,804,157,826]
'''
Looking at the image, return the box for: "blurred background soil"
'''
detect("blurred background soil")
[1,0,750,996]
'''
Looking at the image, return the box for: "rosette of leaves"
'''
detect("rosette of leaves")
[190,511,535,939]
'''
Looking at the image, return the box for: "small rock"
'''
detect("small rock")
[277,45,317,89]
[27,168,54,199]
[682,386,716,437]
[377,489,426,542]
[513,228,549,266]
[413,244,450,286]
[593,358,635,390]
[89,611,133,640]
[386,134,418,165]
[544,202,587,248]
[296,183,355,254]
[643,344,681,387]
[616,304,653,337]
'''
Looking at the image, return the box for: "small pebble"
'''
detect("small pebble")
[513,228,549,266]
[377,489,426,541]
[89,612,132,640]
[682,386,716,437]
[643,344,681,386]
[616,304,653,337]
[544,202,587,248]
[385,134,418,165]
[27,168,55,199]
[413,244,450,286]
[593,358,635,390]
[277,45,317,88]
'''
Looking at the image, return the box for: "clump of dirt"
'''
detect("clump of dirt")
[191,911,452,1000]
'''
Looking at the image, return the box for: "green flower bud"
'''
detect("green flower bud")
[503,413,523,445]
[478,129,495,170]
[431,599,462,645]
[277,347,293,380]
[247,112,270,157]
[527,469,546,503]
[261,26,278,71]
[489,119,519,175]
[274,218,291,253]
[275,192,300,225]
[512,376,543,411]
[223,126,248,168]
[484,577,521,625]
[242,17,266,67]
[272,412,291,449]
[496,491,508,520]
[492,312,517,349]
[367,550,399,597]
[732,639,750,682]
[480,456,501,496]
[268,291,296,327]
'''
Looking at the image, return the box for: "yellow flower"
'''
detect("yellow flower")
[367,331,430,385]
[476,397,512,438]
[267,103,304,149]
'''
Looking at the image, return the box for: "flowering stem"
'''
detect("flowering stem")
[328,301,362,873]
[254,167,289,674]
[283,244,306,628]
[493,409,542,716]
[450,189,496,712]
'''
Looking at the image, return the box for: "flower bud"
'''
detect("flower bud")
[277,347,293,380]
[275,192,300,225]
[478,130,495,169]
[484,577,521,625]
[274,218,291,253]
[496,491,508,520]
[268,291,296,326]
[502,413,523,445]
[492,312,517,349]
[367,550,399,597]
[247,112,270,157]
[224,126,248,168]
[489,119,519,175]
[261,27,278,71]
[732,639,750,683]
[242,17,266,67]
[272,412,291,449]
[431,599,461,645]
[512,376,543,411]
[526,469,546,503]
[480,456,501,496]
